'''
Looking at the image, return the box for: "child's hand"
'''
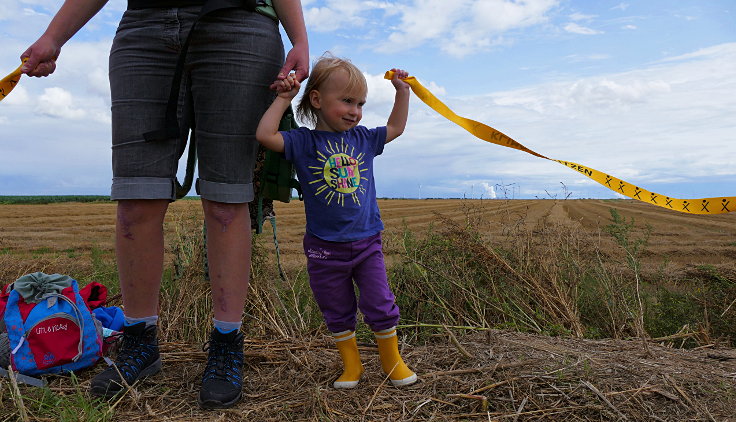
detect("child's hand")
[274,73,301,100]
[390,68,410,91]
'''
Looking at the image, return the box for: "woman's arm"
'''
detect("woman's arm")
[272,0,309,86]
[21,0,109,77]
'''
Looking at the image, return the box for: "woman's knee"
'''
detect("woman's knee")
[116,199,169,227]
[202,200,249,230]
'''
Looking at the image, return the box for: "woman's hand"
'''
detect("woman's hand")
[20,35,62,77]
[270,42,309,90]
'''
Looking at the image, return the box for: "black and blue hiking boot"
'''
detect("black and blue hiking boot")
[90,322,161,398]
[198,329,245,409]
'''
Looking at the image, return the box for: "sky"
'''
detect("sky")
[1,0,734,200]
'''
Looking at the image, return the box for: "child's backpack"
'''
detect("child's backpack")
[3,273,102,376]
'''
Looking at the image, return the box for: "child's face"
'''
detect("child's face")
[311,70,366,133]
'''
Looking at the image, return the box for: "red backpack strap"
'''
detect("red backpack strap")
[78,282,108,310]
[0,282,13,318]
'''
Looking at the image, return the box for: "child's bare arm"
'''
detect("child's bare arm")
[256,75,300,153]
[385,68,410,143]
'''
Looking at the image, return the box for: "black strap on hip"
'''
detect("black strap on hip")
[143,0,257,198]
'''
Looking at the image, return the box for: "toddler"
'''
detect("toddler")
[256,55,416,388]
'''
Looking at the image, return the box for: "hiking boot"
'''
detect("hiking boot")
[89,322,161,398]
[198,329,245,409]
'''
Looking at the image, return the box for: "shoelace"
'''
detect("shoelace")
[114,333,156,379]
[202,340,243,385]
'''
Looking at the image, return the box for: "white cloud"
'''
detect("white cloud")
[495,77,672,114]
[22,7,49,17]
[320,0,559,57]
[565,53,611,62]
[383,0,462,50]
[479,182,497,199]
[443,0,559,57]
[569,12,596,21]
[303,0,391,32]
[471,0,558,32]
[563,22,602,35]
[37,87,86,119]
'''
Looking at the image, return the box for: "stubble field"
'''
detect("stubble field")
[1,198,733,274]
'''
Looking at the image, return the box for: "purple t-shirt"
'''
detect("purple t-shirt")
[282,125,386,242]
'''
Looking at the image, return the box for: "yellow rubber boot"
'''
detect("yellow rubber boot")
[332,331,364,389]
[374,327,417,387]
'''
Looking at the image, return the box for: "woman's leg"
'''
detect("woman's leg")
[92,5,184,397]
[198,199,250,409]
[90,199,168,398]
[116,199,170,317]
[187,8,283,409]
[201,199,252,322]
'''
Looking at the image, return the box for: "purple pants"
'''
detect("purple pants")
[303,233,400,333]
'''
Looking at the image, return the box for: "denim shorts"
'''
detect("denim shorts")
[109,6,284,202]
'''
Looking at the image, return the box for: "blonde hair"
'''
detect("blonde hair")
[296,53,368,128]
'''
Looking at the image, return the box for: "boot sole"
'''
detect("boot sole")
[198,390,243,409]
[333,379,360,389]
[90,358,163,399]
[390,373,418,387]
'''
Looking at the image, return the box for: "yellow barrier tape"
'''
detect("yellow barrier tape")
[385,71,735,215]
[0,61,24,102]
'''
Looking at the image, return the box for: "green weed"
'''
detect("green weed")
[1,373,111,422]
[603,208,652,351]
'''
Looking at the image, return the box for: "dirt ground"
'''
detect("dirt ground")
[1,199,735,421]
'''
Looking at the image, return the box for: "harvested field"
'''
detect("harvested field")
[1,198,732,273]
[1,199,735,421]
[273,199,736,272]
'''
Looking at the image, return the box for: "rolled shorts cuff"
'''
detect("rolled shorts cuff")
[111,177,176,200]
[196,178,254,203]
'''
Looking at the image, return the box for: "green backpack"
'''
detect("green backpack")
[254,107,303,234]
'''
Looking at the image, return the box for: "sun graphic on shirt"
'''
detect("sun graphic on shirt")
[308,137,368,206]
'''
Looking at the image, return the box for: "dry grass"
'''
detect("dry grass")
[7,330,735,421]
